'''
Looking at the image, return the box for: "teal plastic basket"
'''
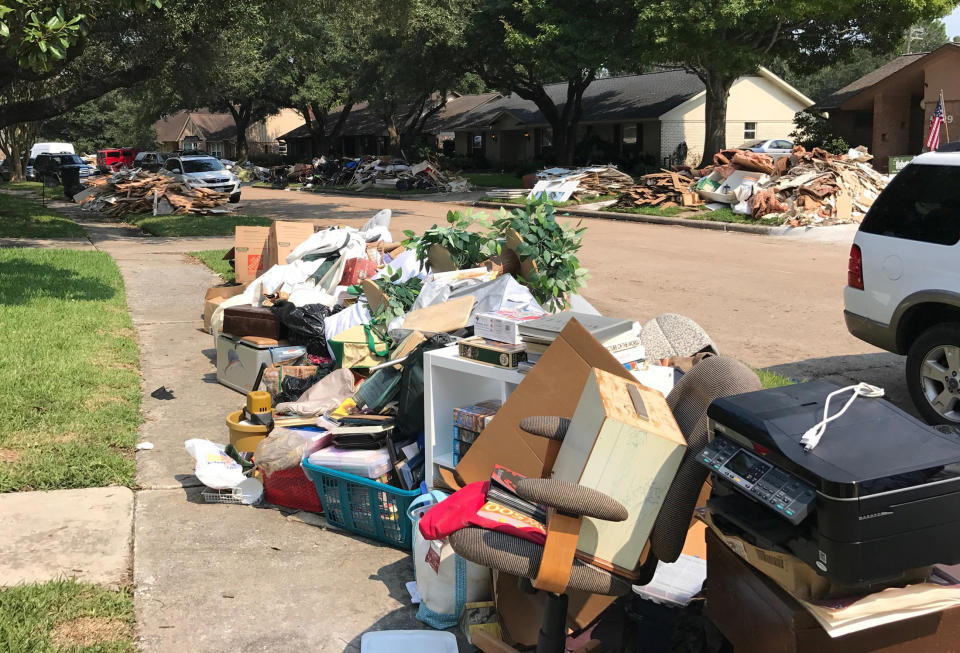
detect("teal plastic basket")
[301,458,422,550]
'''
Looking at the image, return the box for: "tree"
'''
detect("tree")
[41,89,160,153]
[462,0,635,165]
[635,0,956,166]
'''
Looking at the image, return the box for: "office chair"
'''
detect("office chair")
[449,356,762,653]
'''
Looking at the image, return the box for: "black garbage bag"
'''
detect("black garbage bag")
[275,362,335,404]
[394,333,457,441]
[269,300,333,356]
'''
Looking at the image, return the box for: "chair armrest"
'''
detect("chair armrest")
[515,478,628,522]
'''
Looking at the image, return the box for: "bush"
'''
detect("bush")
[790,110,850,154]
[248,152,289,167]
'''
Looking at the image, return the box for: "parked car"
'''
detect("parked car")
[97,147,140,172]
[133,151,169,173]
[844,148,960,424]
[160,154,241,202]
[33,153,94,180]
[29,142,75,159]
[25,158,36,181]
[738,139,793,159]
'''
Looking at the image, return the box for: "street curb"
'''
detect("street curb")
[252,186,446,202]
[468,201,779,235]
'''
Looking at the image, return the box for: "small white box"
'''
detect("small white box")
[474,309,546,345]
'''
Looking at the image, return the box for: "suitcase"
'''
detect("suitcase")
[339,257,378,286]
[222,305,280,340]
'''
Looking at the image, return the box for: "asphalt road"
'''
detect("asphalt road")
[238,186,910,414]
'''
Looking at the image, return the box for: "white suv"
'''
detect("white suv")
[844,147,960,424]
[160,154,241,202]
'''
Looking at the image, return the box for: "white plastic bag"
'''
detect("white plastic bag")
[408,492,492,628]
[184,439,245,489]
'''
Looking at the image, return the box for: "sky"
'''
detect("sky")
[946,6,960,39]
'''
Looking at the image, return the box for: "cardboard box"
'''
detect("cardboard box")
[202,284,247,333]
[474,309,547,345]
[551,368,686,579]
[268,220,316,269]
[439,318,636,490]
[234,226,269,284]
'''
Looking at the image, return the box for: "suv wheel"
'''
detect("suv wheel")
[229,192,240,203]
[907,323,960,424]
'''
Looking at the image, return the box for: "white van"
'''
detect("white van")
[30,142,75,158]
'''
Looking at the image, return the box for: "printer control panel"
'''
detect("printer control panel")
[700,436,817,525]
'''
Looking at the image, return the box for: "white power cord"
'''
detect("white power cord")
[801,383,885,451]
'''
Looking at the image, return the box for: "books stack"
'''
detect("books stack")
[518,311,645,365]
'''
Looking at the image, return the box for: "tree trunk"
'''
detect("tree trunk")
[520,74,593,166]
[229,103,252,163]
[385,117,401,156]
[327,102,354,156]
[698,71,736,167]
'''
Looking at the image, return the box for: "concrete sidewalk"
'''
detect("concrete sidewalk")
[74,219,423,651]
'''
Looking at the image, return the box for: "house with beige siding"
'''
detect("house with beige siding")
[153,108,303,158]
[448,68,812,168]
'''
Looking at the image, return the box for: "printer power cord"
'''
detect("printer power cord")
[801,382,885,451]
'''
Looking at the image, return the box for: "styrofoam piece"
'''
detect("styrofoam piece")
[360,630,457,653]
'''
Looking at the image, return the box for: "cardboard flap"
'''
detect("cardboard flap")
[454,318,634,484]
[402,296,474,333]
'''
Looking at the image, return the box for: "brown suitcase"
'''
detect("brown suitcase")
[222,306,280,340]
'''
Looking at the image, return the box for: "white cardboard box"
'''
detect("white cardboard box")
[474,309,547,345]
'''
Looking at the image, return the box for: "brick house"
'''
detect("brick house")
[820,43,960,171]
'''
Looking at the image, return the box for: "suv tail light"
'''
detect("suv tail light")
[848,244,864,290]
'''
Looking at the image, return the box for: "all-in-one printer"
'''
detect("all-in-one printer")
[700,380,960,585]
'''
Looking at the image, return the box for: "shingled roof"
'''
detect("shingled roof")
[452,70,705,129]
[152,110,237,143]
[818,53,927,109]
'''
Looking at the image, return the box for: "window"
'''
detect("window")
[208,141,224,158]
[470,132,485,156]
[744,122,757,140]
[860,164,960,245]
[774,140,793,149]
[163,159,181,172]
[182,158,224,173]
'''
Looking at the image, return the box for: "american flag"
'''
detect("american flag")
[926,93,944,151]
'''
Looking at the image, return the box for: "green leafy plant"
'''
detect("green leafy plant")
[367,268,423,343]
[402,210,500,270]
[494,198,587,311]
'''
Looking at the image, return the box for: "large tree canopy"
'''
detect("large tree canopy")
[635,0,957,166]
[462,0,635,165]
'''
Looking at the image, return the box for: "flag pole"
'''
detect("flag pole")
[943,90,951,143]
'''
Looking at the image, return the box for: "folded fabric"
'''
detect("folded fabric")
[418,481,546,546]
[274,367,356,416]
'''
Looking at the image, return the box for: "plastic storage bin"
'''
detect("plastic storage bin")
[301,458,422,549]
[305,446,392,479]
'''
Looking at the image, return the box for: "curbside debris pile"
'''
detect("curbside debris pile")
[75,170,235,216]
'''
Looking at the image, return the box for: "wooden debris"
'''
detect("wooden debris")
[78,171,234,216]
[612,170,702,209]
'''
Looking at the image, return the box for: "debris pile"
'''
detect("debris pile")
[76,170,234,216]
[613,171,702,209]
[612,145,888,226]
[288,156,471,193]
[529,165,635,202]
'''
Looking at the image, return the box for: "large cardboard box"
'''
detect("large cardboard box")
[268,220,316,269]
[551,368,686,579]
[234,227,269,284]
[438,318,636,489]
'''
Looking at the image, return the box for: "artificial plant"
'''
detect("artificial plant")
[402,210,500,270]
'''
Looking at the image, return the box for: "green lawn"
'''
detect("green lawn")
[188,249,234,283]
[0,193,86,238]
[756,367,795,389]
[252,182,302,190]
[127,214,271,237]
[481,193,616,207]
[0,180,44,192]
[0,579,134,653]
[463,172,524,188]
[0,249,140,492]
[602,204,785,226]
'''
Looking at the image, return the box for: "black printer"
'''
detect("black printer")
[700,380,960,585]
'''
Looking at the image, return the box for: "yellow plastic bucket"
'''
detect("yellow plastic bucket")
[225,410,269,453]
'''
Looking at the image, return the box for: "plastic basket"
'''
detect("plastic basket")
[262,465,324,513]
[301,458,421,550]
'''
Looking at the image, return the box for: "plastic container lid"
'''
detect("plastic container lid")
[360,630,457,653]
[306,446,392,479]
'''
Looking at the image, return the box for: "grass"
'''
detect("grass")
[0,249,140,492]
[479,193,617,207]
[0,193,85,238]
[127,214,271,237]
[462,171,524,188]
[602,204,785,226]
[0,180,44,192]
[0,579,134,653]
[188,249,234,283]
[251,182,302,190]
[755,367,795,389]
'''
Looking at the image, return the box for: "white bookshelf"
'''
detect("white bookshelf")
[423,345,526,487]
